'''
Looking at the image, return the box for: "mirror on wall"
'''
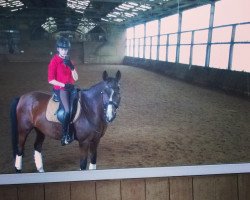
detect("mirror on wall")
[0,0,250,176]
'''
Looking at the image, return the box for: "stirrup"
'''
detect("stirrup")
[61,134,73,146]
[61,135,69,146]
[66,134,74,143]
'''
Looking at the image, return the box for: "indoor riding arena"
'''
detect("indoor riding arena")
[0,0,250,200]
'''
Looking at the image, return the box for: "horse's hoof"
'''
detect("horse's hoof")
[89,163,96,170]
[37,169,45,173]
[15,167,22,173]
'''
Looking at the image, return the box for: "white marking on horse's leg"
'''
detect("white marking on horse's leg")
[15,155,22,170]
[34,150,44,172]
[89,163,96,170]
[106,89,114,121]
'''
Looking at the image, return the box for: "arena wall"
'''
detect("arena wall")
[123,57,250,99]
[82,26,126,64]
[0,26,126,64]
[1,164,250,200]
[0,173,250,200]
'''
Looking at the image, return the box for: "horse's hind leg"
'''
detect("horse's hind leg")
[34,128,45,172]
[15,124,32,173]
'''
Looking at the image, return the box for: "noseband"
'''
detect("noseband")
[104,101,119,109]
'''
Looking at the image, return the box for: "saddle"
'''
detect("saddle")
[46,88,81,124]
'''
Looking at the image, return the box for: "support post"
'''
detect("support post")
[176,12,182,63]
[189,31,195,66]
[156,19,161,60]
[166,34,169,62]
[205,2,215,67]
[143,23,146,59]
[150,36,152,60]
[133,27,135,57]
[228,25,236,70]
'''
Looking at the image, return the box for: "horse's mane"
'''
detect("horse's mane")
[81,81,105,96]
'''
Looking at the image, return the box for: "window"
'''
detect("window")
[126,27,134,56]
[182,5,210,31]
[125,0,250,72]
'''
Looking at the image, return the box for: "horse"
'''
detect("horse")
[10,70,121,173]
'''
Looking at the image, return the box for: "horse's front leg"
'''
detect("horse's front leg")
[89,140,100,170]
[79,141,89,170]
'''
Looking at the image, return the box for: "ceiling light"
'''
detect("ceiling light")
[128,2,138,6]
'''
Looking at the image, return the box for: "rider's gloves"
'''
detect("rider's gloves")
[63,57,74,70]
[64,83,74,91]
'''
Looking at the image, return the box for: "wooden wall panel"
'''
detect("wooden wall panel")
[1,173,250,200]
[238,174,250,200]
[214,175,238,200]
[71,181,96,200]
[96,180,121,200]
[146,178,169,200]
[44,182,70,200]
[0,185,17,200]
[18,184,44,200]
[121,179,145,200]
[169,177,193,200]
[193,176,215,200]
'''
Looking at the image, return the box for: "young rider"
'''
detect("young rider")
[48,36,78,145]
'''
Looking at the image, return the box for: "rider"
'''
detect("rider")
[48,36,78,145]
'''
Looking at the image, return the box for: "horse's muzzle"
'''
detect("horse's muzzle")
[105,103,118,123]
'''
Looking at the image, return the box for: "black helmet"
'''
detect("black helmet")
[56,37,71,49]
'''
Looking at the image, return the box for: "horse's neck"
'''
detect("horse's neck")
[81,82,105,121]
[83,81,104,102]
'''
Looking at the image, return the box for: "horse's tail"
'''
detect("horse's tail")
[10,97,20,158]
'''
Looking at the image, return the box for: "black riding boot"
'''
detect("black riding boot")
[61,112,71,146]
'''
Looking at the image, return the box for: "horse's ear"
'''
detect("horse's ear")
[116,70,121,81]
[103,71,108,81]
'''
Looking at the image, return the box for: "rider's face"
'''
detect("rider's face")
[57,48,69,58]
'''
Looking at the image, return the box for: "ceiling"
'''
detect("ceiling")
[0,0,218,35]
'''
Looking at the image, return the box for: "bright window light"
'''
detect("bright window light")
[146,20,158,36]
[125,0,250,72]
[67,0,90,13]
[214,0,250,26]
[182,4,210,31]
[134,24,144,38]
[161,14,178,34]
[0,0,24,11]
[41,17,57,33]
[192,45,206,66]
[210,44,230,69]
[232,44,250,72]
[105,2,151,23]
[76,18,96,35]
[126,27,134,39]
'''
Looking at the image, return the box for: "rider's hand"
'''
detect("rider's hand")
[64,83,74,91]
[63,57,74,70]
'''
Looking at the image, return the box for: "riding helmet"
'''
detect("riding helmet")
[56,37,71,49]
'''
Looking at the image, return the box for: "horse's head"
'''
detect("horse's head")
[101,70,121,123]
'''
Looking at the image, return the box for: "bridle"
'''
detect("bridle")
[101,85,120,123]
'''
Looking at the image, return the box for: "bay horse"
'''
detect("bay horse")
[10,70,121,173]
